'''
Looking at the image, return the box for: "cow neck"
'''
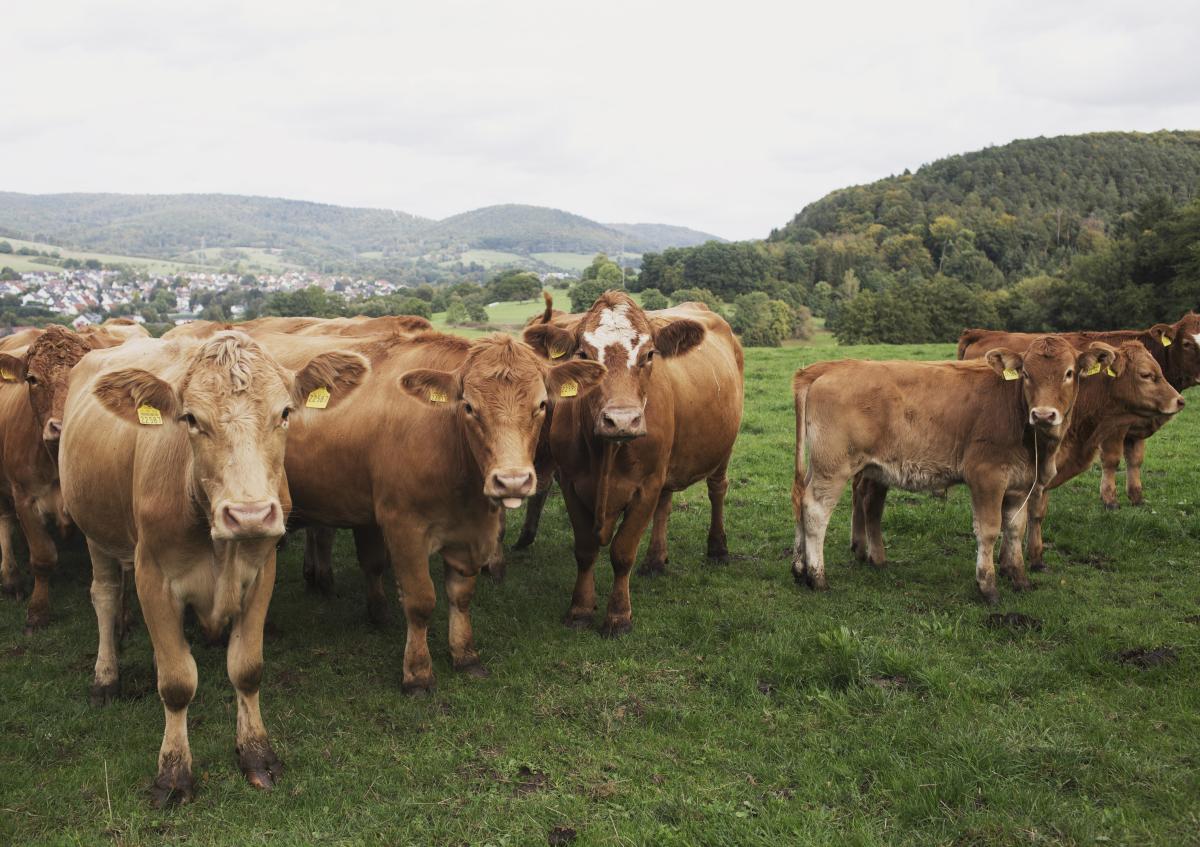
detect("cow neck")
[577,388,621,542]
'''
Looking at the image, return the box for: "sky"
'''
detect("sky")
[5,0,1199,240]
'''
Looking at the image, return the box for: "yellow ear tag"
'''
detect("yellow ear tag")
[427,388,448,403]
[549,346,566,359]
[1082,361,1101,377]
[1162,335,1172,347]
[1002,368,1019,381]
[137,404,163,425]
[559,380,579,398]
[305,387,331,409]
[1106,366,1117,378]
[0,369,13,382]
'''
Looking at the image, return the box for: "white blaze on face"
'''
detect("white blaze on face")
[582,304,648,369]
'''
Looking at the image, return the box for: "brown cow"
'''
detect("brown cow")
[249,329,604,689]
[792,337,1114,602]
[522,291,744,636]
[60,332,367,805]
[0,322,149,629]
[958,312,1200,508]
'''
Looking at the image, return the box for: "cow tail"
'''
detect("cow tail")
[541,290,554,323]
[791,369,814,528]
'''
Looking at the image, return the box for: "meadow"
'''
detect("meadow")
[1,334,1198,845]
[0,238,209,275]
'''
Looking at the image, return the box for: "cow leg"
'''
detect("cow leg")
[601,491,659,638]
[229,549,282,791]
[561,482,600,629]
[637,490,673,576]
[796,471,848,591]
[1124,437,1147,506]
[514,481,552,550]
[382,527,437,693]
[1098,432,1122,510]
[0,512,22,598]
[1026,487,1050,572]
[998,492,1032,591]
[89,541,124,705]
[850,474,867,561]
[442,551,488,677]
[302,526,336,594]
[706,463,731,563]
[967,481,1003,604]
[856,477,888,568]
[353,525,390,626]
[14,491,56,632]
[135,557,197,807]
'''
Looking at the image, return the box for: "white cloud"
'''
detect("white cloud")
[4,0,1197,240]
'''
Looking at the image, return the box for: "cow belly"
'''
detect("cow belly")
[861,460,959,493]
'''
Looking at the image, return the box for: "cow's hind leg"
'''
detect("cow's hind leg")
[382,525,437,693]
[797,470,848,591]
[302,526,336,594]
[0,512,22,598]
[857,477,888,567]
[967,479,1004,604]
[706,462,731,563]
[1124,437,1147,506]
[15,492,57,632]
[354,525,390,625]
[89,541,124,705]
[1098,433,1122,511]
[638,490,673,576]
[229,546,282,791]
[442,550,488,677]
[850,474,867,561]
[136,556,197,807]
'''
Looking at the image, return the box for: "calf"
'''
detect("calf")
[60,332,367,805]
[958,312,1200,508]
[523,291,744,636]
[792,337,1113,601]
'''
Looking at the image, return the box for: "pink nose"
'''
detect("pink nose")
[1029,407,1060,426]
[43,418,63,441]
[220,501,280,536]
[598,406,646,440]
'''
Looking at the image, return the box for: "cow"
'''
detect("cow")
[957,312,1200,509]
[0,322,149,630]
[522,291,744,636]
[247,329,604,690]
[791,337,1115,602]
[59,332,368,805]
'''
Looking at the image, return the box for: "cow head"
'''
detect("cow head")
[399,334,604,508]
[0,325,94,447]
[523,290,704,441]
[1150,312,1200,390]
[985,336,1114,433]
[1103,341,1185,417]
[93,332,368,541]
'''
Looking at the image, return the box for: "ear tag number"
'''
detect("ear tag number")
[1162,336,1172,347]
[1106,367,1117,378]
[1002,368,1019,381]
[549,346,566,359]
[137,404,163,425]
[1082,362,1101,377]
[427,388,448,403]
[305,387,331,409]
[0,369,13,382]
[559,380,579,398]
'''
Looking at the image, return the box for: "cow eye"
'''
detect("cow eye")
[644,350,657,364]
[462,401,475,416]
[183,413,198,429]
[575,350,589,360]
[537,400,547,414]
[281,408,291,427]
[25,375,37,386]
[1065,369,1074,380]
[1140,372,1153,380]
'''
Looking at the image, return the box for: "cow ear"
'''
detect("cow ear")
[93,368,178,426]
[0,353,26,384]
[545,360,606,401]
[1079,341,1118,377]
[398,368,461,407]
[654,319,705,357]
[1149,323,1176,348]
[292,351,369,410]
[985,348,1023,379]
[523,322,576,361]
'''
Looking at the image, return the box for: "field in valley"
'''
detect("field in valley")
[1,335,1199,845]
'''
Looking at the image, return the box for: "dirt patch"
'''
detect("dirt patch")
[756,680,774,696]
[548,826,577,845]
[1183,614,1200,625]
[1114,646,1179,669]
[1075,552,1114,572]
[514,766,549,796]
[866,674,908,690]
[4,643,27,658]
[985,612,1043,631]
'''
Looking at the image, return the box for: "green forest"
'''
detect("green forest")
[634,131,1200,343]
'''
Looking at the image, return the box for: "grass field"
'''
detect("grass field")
[2,334,1199,845]
[0,237,209,275]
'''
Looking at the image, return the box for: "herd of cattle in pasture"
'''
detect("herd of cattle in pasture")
[0,290,1195,807]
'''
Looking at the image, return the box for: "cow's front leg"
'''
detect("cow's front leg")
[302,526,336,594]
[967,480,1004,604]
[1124,437,1147,506]
[88,541,124,705]
[1098,433,1123,510]
[15,491,57,631]
[638,489,673,576]
[602,491,659,637]
[561,482,600,629]
[1026,488,1050,572]
[514,482,552,550]
[228,547,282,791]
[442,550,488,677]
[135,556,197,807]
[0,512,22,598]
[999,491,1032,591]
[354,525,390,626]
[706,462,731,563]
[383,526,437,693]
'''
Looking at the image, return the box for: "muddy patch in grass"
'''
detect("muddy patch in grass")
[514,765,550,795]
[1114,646,1179,669]
[548,825,577,845]
[985,612,1043,631]
[866,674,909,690]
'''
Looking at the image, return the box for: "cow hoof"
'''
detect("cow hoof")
[600,618,633,638]
[1129,497,1145,507]
[483,561,507,584]
[455,661,491,679]
[304,571,336,596]
[1,582,23,600]
[402,677,436,696]
[90,679,120,706]
[1012,580,1033,593]
[638,560,667,577]
[149,767,195,808]
[980,589,1000,605]
[563,612,593,630]
[239,740,283,791]
[365,597,389,627]
[1102,502,1119,512]
[1030,560,1047,573]
[23,610,49,634]
[513,532,536,551]
[805,572,829,592]
[708,553,731,567]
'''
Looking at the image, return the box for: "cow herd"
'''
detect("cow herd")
[0,294,1195,807]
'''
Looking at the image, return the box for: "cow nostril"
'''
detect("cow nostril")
[602,414,617,429]
[1178,397,1186,408]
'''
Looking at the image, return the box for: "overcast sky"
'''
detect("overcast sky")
[5,1,1198,240]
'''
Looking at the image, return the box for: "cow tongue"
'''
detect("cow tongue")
[502,497,523,509]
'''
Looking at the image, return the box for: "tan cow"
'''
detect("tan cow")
[958,312,1200,508]
[0,322,149,629]
[60,332,367,805]
[522,291,744,636]
[249,329,604,690]
[792,337,1114,601]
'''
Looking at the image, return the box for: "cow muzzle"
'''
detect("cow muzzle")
[43,418,63,442]
[597,404,646,441]
[1028,407,1061,428]
[1164,394,1185,415]
[485,467,536,509]
[212,498,285,540]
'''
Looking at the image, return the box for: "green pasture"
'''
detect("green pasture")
[2,337,1199,845]
[0,237,209,275]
